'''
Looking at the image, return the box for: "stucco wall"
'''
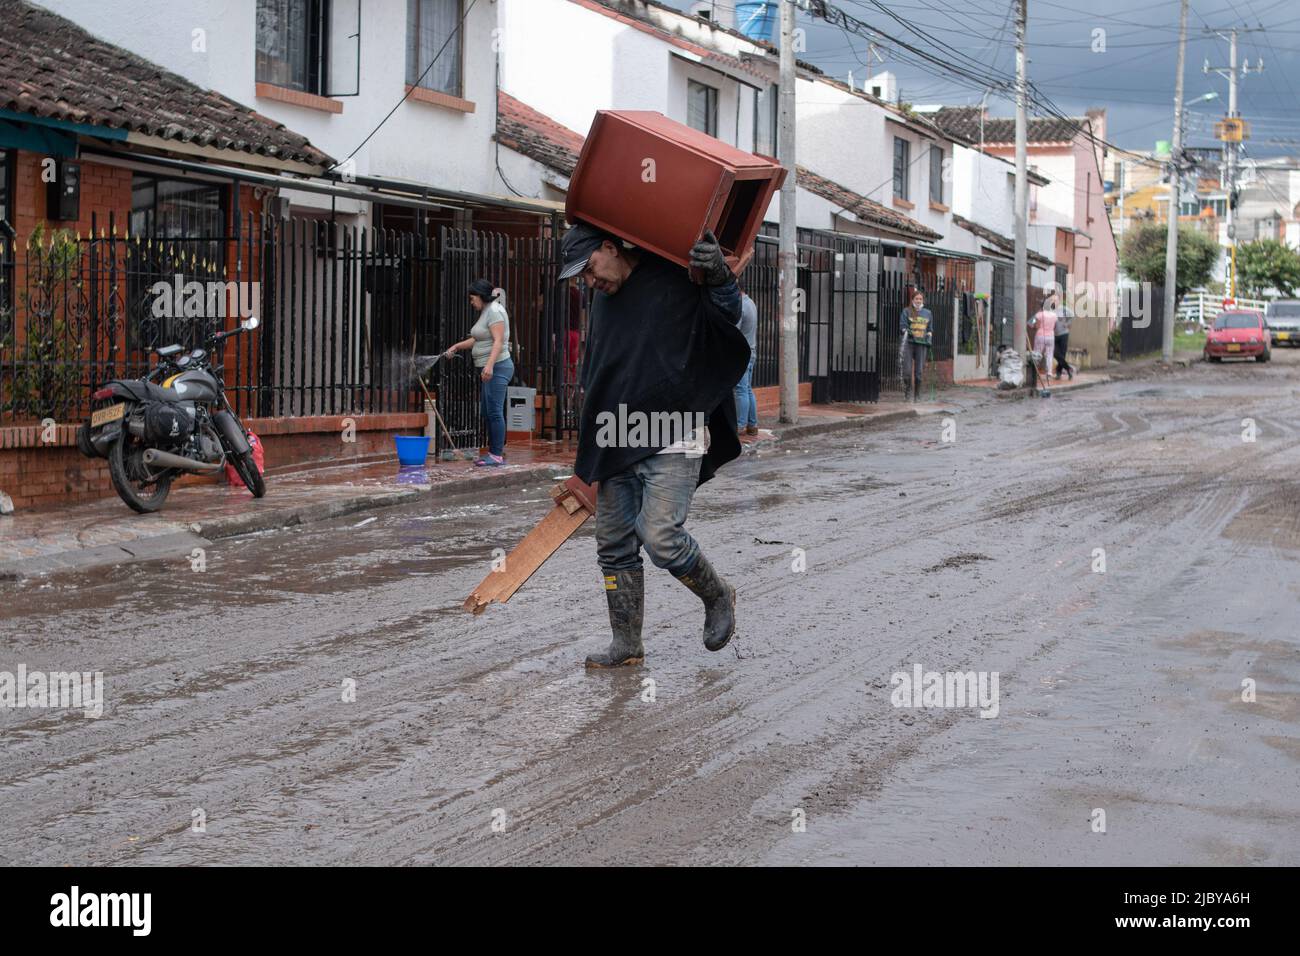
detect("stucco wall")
[35,0,503,195]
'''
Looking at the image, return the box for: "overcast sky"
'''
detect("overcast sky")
[666,0,1300,159]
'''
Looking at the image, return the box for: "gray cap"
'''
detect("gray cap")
[558,221,614,281]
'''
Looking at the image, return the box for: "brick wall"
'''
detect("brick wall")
[0,413,428,511]
[12,150,134,239]
[12,149,263,243]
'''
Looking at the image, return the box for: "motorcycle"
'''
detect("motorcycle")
[77,316,267,513]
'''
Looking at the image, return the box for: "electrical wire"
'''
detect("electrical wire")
[327,0,480,175]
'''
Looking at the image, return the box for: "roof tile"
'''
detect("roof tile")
[0,0,332,169]
[796,165,941,242]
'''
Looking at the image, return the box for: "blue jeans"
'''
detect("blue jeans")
[478,358,513,456]
[733,353,757,427]
[596,453,702,576]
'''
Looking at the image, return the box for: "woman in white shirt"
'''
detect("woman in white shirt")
[444,279,514,466]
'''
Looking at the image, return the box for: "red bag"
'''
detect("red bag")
[224,432,265,487]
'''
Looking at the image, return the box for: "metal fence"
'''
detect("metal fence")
[1,212,268,425]
[436,224,575,449]
[0,214,449,428]
[1,212,988,434]
[1118,284,1165,357]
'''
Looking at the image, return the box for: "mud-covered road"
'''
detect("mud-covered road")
[4,354,1300,865]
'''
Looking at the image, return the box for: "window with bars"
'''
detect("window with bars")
[128,175,227,350]
[407,0,464,96]
[688,80,719,137]
[256,0,330,95]
[893,137,910,201]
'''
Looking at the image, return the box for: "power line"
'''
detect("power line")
[327,0,479,174]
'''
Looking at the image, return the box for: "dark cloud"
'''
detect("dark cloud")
[665,0,1300,157]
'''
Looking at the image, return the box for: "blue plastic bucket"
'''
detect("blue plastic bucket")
[393,435,431,466]
[735,1,775,42]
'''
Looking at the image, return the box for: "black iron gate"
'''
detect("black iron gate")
[793,230,881,404]
[436,223,574,449]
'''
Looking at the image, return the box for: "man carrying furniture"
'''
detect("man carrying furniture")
[558,222,750,668]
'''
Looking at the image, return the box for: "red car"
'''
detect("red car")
[1205,310,1271,362]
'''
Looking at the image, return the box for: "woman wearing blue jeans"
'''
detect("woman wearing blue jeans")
[444,279,513,466]
[733,291,759,435]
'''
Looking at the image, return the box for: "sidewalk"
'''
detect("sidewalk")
[1,397,962,580]
[0,446,576,579]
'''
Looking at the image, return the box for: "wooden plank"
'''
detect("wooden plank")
[463,477,597,614]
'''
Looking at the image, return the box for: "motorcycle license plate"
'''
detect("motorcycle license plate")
[1227,344,1241,352]
[91,403,126,427]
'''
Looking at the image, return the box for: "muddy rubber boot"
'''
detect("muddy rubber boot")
[585,569,645,668]
[674,555,736,652]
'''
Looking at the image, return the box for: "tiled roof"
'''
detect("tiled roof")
[796,165,942,242]
[952,213,1054,270]
[931,107,1085,146]
[0,0,332,170]
[495,91,584,176]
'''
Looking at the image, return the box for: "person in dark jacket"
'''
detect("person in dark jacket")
[558,222,749,668]
[899,289,933,402]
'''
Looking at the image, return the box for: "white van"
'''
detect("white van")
[1265,300,1300,347]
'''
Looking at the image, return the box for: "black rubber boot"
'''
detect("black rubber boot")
[674,555,736,652]
[585,569,645,668]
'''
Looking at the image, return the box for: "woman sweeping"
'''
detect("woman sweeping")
[444,279,514,466]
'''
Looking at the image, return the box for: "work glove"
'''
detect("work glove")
[689,229,733,287]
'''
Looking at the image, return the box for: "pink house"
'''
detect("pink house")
[933,107,1119,314]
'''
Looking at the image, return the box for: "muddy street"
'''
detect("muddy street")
[3,355,1299,866]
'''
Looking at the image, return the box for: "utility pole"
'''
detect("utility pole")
[1162,0,1188,363]
[1012,0,1028,352]
[1205,26,1264,298]
[778,0,798,423]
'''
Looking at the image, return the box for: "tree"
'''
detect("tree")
[1119,222,1218,297]
[1235,239,1300,297]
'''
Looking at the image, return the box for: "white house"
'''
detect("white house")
[32,0,555,227]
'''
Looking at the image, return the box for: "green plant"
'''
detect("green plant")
[1107,326,1122,359]
[1119,222,1218,297]
[1235,239,1300,297]
[0,223,87,421]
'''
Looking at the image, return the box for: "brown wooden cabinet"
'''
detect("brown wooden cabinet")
[566,110,786,276]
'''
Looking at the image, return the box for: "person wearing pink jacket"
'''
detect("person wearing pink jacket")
[1031,296,1058,382]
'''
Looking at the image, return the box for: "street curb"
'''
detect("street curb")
[992,376,1113,400]
[757,405,954,446]
[192,460,572,541]
[1,529,210,581]
[190,489,423,540]
[4,461,574,582]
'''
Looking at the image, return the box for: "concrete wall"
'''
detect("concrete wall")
[35,0,503,197]
[1069,314,1110,370]
[496,0,773,212]
[796,77,952,240]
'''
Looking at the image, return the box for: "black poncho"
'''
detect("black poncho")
[574,251,749,486]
